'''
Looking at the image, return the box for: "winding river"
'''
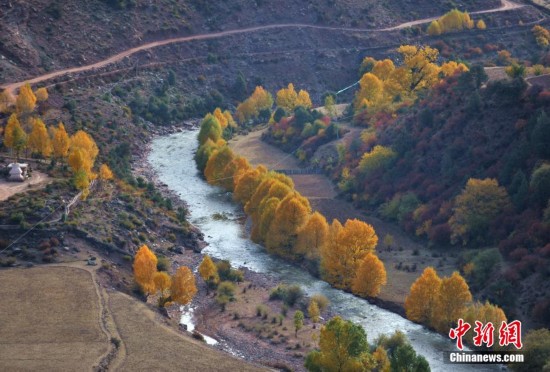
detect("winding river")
[148,130,498,372]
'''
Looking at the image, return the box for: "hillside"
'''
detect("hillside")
[2,0,550,370]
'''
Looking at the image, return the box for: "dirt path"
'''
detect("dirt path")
[0,171,51,201]
[1,0,523,94]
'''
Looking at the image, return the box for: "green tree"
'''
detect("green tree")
[530,164,550,207]
[305,316,369,372]
[294,310,304,336]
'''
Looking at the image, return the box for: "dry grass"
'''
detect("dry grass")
[0,266,108,371]
[229,130,336,199]
[108,291,265,372]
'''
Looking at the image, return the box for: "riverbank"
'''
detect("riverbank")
[138,128,335,371]
[228,127,460,311]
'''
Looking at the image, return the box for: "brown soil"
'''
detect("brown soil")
[0,171,51,202]
[229,128,459,306]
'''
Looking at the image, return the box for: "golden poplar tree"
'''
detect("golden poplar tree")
[236,86,273,123]
[16,83,36,115]
[295,211,329,261]
[351,252,387,298]
[70,130,99,165]
[397,45,440,93]
[0,89,14,113]
[233,166,266,205]
[153,271,172,307]
[220,156,250,192]
[199,255,219,286]
[27,118,52,157]
[405,267,442,326]
[133,245,158,294]
[3,114,21,151]
[266,193,311,257]
[476,19,487,30]
[434,271,472,332]
[50,122,71,160]
[427,20,443,35]
[213,107,228,129]
[253,197,281,244]
[440,61,469,77]
[354,73,384,111]
[34,87,49,102]
[204,146,235,185]
[321,219,378,290]
[463,301,507,348]
[99,164,114,181]
[308,298,321,324]
[276,83,298,112]
[170,266,197,305]
[296,89,312,109]
[68,148,93,175]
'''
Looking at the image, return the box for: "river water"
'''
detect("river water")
[148,130,499,372]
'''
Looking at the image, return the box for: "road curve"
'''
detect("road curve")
[0,0,523,93]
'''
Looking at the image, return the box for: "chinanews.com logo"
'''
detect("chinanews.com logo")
[445,319,525,364]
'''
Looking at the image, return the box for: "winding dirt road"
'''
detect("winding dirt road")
[0,0,524,94]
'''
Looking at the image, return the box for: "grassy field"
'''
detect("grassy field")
[108,291,265,372]
[0,266,109,371]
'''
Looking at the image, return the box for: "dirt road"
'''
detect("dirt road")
[0,171,51,201]
[1,0,523,94]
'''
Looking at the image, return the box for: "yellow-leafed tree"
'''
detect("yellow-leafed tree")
[463,301,507,348]
[170,266,197,305]
[295,211,329,261]
[276,83,298,112]
[266,193,311,257]
[0,89,14,113]
[434,271,472,332]
[234,166,266,205]
[296,89,313,109]
[204,146,235,185]
[427,20,443,36]
[199,255,219,287]
[133,245,158,294]
[351,252,387,298]
[476,19,487,30]
[154,271,172,307]
[220,156,250,192]
[99,164,114,181]
[321,219,378,290]
[405,267,442,326]
[70,130,99,165]
[50,122,71,160]
[27,118,52,157]
[34,87,49,102]
[16,83,36,115]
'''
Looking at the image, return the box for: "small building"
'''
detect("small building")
[7,163,28,182]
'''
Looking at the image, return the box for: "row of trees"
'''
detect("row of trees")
[427,9,486,36]
[1,84,112,197]
[405,266,507,348]
[133,245,197,307]
[195,109,388,298]
[354,45,469,122]
[235,83,313,125]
